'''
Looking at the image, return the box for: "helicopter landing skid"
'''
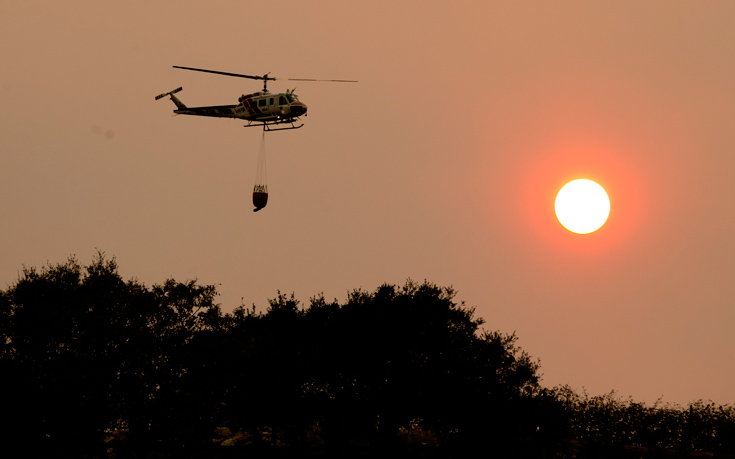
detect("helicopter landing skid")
[244,119,304,131]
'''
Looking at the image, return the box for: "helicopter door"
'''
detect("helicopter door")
[278,95,287,114]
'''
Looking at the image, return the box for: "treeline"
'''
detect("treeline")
[0,255,733,458]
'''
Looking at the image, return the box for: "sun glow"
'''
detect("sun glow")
[555,179,610,234]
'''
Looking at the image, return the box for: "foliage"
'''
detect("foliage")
[551,385,735,457]
[216,280,546,456]
[1,254,734,458]
[0,253,221,456]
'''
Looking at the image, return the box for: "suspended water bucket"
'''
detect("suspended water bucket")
[252,132,268,212]
[253,184,268,212]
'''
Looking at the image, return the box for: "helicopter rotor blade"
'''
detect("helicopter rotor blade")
[173,66,356,83]
[173,66,274,81]
[284,78,359,83]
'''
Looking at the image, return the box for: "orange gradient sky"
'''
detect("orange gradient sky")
[2,1,734,406]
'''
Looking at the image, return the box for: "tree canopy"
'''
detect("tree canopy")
[1,254,733,458]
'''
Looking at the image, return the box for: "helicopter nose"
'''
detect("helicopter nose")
[291,101,307,116]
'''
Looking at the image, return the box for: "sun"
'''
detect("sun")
[555,179,610,234]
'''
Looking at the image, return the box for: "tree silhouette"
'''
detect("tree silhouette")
[0,253,224,456]
[218,280,545,456]
[2,254,734,458]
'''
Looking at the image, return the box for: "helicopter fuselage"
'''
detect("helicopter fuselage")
[156,87,307,130]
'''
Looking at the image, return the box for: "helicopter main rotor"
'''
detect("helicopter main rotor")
[173,65,357,92]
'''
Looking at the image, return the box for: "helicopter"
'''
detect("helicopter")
[155,66,357,131]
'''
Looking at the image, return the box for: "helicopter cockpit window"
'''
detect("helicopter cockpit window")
[286,94,298,103]
[279,96,286,105]
[258,99,266,107]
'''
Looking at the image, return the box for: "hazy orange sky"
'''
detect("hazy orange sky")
[2,1,734,406]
